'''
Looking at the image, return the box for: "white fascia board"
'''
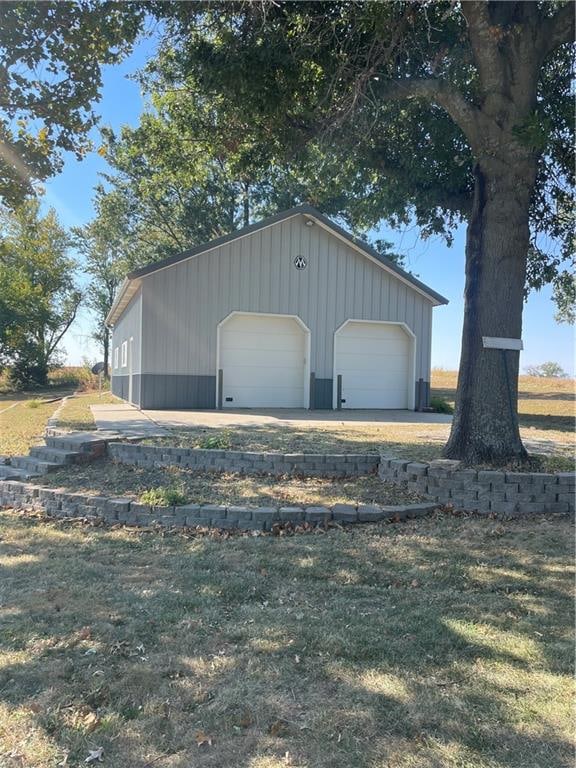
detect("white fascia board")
[105,278,141,327]
[305,215,444,306]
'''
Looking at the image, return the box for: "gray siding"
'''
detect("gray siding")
[313,378,334,410]
[141,215,434,389]
[111,374,129,400]
[111,289,142,404]
[139,374,215,410]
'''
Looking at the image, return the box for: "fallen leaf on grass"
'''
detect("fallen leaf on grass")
[85,747,104,763]
[82,711,100,732]
[195,731,213,747]
[268,719,290,737]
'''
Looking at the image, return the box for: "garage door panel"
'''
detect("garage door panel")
[341,371,408,390]
[335,321,412,409]
[224,366,303,388]
[221,330,302,353]
[220,347,303,369]
[341,322,406,340]
[343,388,407,409]
[337,337,408,356]
[226,314,298,334]
[339,356,408,375]
[227,387,304,408]
[220,313,307,408]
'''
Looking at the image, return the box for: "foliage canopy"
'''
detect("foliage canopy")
[0,200,81,388]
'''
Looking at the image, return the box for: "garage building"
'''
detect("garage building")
[106,205,447,410]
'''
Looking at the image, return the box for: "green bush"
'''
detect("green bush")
[140,486,189,507]
[25,399,41,409]
[196,430,232,450]
[430,396,454,414]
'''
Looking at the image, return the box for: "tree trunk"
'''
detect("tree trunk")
[242,181,250,227]
[443,157,536,464]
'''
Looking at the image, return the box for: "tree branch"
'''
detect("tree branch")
[377,78,481,146]
[45,294,81,361]
[459,1,506,96]
[539,2,575,59]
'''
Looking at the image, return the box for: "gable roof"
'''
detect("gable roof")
[106,205,448,326]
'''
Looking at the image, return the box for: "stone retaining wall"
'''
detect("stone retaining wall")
[0,479,437,531]
[379,457,575,517]
[109,442,379,477]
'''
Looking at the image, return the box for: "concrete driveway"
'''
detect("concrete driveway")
[91,404,452,433]
[143,407,452,430]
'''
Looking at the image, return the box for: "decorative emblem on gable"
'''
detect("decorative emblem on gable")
[293,255,308,270]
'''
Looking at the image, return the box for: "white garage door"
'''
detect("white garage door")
[219,313,307,408]
[334,321,412,409]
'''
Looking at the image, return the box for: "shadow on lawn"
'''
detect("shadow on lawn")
[433,383,575,400]
[517,413,575,432]
[0,513,573,768]
[517,390,575,402]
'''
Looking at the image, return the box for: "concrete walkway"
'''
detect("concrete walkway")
[90,403,170,436]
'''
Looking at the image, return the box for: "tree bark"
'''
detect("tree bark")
[242,181,250,227]
[443,154,536,464]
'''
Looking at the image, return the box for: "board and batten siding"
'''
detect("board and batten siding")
[138,214,433,408]
[111,289,142,404]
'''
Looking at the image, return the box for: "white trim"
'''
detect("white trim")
[333,319,416,410]
[113,346,119,370]
[139,291,143,387]
[121,340,128,368]
[128,337,134,403]
[216,310,311,409]
[105,278,142,329]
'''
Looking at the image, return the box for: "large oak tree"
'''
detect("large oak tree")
[148,0,574,463]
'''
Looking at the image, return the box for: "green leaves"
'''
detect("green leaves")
[145,1,573,312]
[0,1,145,206]
[0,200,81,388]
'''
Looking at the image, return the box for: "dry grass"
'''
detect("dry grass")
[0,389,116,456]
[0,511,573,768]
[145,422,445,460]
[432,369,575,433]
[0,395,70,456]
[143,371,574,470]
[56,392,119,432]
[34,460,421,507]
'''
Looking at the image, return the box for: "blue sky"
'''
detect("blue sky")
[42,37,575,376]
